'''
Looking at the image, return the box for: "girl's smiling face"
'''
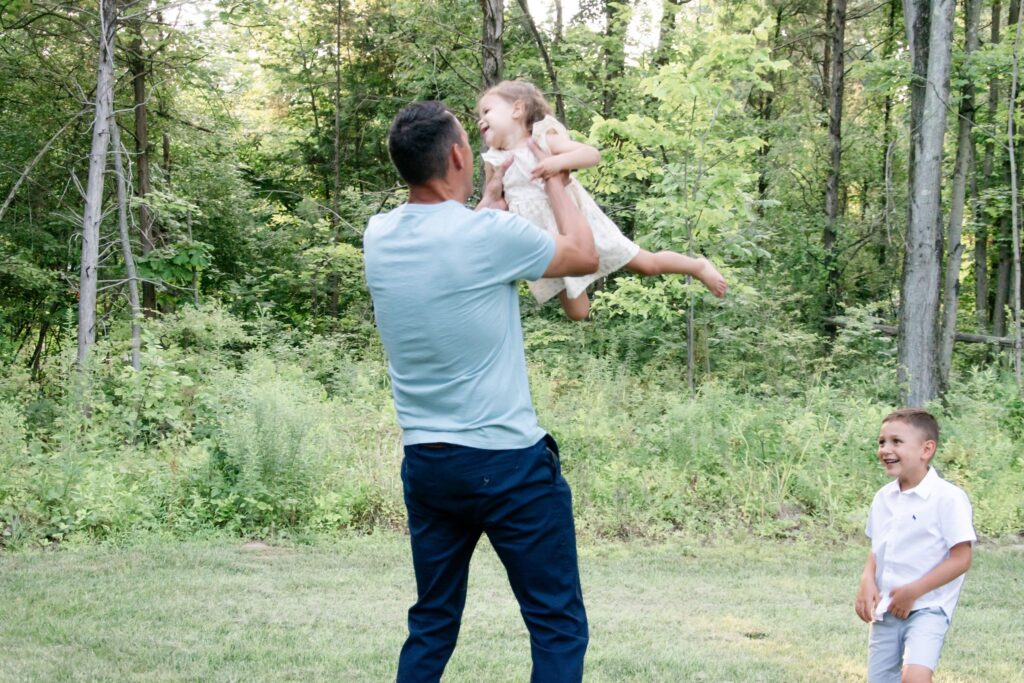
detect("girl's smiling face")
[877,419,935,490]
[477,94,527,150]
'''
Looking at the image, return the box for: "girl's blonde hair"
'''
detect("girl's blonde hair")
[481,80,553,128]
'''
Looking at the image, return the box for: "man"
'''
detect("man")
[363,100,598,683]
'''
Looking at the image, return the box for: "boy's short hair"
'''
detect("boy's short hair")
[387,101,462,186]
[882,408,940,445]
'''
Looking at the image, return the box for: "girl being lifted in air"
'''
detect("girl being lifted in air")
[478,80,727,320]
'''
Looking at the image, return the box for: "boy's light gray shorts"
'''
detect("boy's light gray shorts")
[867,607,949,683]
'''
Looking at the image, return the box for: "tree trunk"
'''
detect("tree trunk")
[481,0,504,88]
[898,0,956,407]
[754,5,785,205]
[109,91,142,371]
[515,0,565,122]
[823,0,847,329]
[880,0,896,254]
[939,0,981,392]
[655,0,684,67]
[822,0,833,115]
[29,318,50,379]
[129,22,157,315]
[1010,2,1023,386]
[79,0,118,366]
[328,0,343,323]
[995,0,1021,337]
[602,0,626,118]
[994,217,1012,335]
[977,2,1001,332]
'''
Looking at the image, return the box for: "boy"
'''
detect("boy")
[855,408,976,683]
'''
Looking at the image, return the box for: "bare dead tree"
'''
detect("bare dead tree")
[939,0,981,392]
[78,0,118,367]
[109,99,142,371]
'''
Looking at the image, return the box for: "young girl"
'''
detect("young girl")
[477,80,727,320]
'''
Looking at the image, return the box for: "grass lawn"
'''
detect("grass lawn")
[1,535,1021,682]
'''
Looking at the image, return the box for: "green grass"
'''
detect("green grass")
[1,536,1021,682]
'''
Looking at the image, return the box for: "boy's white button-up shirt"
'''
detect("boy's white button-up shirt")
[866,467,976,619]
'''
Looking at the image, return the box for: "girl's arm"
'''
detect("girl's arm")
[530,130,601,180]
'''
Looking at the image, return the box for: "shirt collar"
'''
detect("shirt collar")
[883,466,938,499]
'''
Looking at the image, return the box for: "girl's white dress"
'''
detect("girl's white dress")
[481,115,639,304]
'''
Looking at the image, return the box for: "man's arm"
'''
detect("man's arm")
[533,140,598,277]
[854,551,880,623]
[476,159,510,212]
[887,542,973,619]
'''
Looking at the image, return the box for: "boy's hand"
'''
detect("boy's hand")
[887,584,921,620]
[855,579,881,623]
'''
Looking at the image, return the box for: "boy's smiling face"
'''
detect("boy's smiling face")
[877,419,936,490]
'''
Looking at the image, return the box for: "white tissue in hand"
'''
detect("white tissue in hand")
[873,595,892,621]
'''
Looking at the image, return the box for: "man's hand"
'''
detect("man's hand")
[477,157,512,211]
[855,578,881,623]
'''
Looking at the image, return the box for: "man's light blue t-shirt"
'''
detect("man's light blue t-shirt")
[364,200,556,450]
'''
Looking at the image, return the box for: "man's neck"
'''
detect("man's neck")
[407,178,467,205]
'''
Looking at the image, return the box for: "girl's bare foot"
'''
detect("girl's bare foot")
[695,258,727,298]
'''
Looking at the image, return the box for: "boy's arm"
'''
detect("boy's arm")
[530,130,601,180]
[887,541,973,619]
[855,551,881,623]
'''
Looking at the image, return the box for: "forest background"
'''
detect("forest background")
[1,0,1022,548]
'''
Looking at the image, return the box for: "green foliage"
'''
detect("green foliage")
[2,304,1021,548]
[2,0,1023,553]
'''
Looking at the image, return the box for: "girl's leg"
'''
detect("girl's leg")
[558,290,590,321]
[625,249,727,298]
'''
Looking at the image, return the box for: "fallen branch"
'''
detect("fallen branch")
[824,317,1018,348]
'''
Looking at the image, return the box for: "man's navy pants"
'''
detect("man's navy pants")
[396,435,588,683]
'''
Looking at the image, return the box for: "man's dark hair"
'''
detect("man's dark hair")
[387,101,463,186]
[882,408,940,445]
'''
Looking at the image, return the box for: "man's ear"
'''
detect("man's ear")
[450,141,468,172]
